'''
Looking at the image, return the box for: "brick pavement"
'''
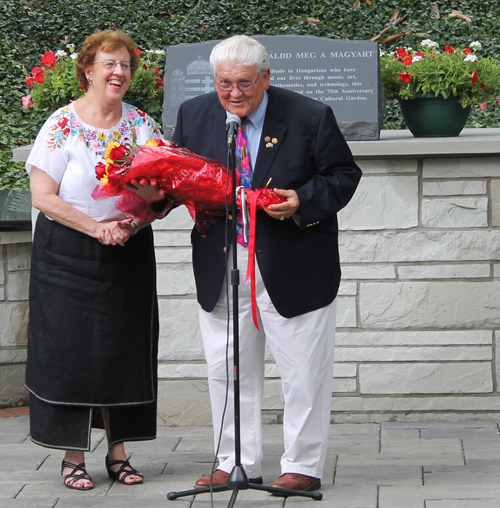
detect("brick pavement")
[1,409,500,507]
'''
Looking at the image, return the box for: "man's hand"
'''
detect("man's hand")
[266,189,300,220]
[124,178,166,203]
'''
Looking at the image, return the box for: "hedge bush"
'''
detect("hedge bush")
[2,0,500,188]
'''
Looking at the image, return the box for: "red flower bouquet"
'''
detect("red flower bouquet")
[92,139,286,235]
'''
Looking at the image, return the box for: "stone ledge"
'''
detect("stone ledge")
[0,231,31,245]
[349,128,500,159]
[14,128,500,164]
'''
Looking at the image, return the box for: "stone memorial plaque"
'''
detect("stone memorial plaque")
[163,35,383,140]
[0,190,32,229]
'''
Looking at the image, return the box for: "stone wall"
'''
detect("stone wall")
[0,231,31,407]
[10,128,500,423]
[154,128,500,425]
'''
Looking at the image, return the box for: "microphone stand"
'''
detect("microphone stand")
[167,121,322,506]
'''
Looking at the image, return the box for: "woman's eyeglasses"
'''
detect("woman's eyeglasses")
[92,60,133,71]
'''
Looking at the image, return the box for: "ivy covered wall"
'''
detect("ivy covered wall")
[2,0,500,189]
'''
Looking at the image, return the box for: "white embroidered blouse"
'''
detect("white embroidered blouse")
[26,101,161,222]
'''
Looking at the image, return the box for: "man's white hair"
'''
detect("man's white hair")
[209,35,269,75]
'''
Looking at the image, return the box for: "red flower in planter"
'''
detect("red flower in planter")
[463,48,472,54]
[445,45,455,53]
[396,48,407,57]
[470,71,478,84]
[404,56,413,66]
[40,51,57,67]
[34,73,45,84]
[479,101,487,111]
[398,71,412,83]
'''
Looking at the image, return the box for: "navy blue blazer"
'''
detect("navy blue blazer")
[173,86,361,318]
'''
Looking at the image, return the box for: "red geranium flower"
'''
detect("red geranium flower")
[463,48,472,54]
[398,71,412,83]
[480,83,486,89]
[34,73,44,84]
[416,52,425,57]
[404,56,413,66]
[445,45,455,53]
[396,48,407,57]
[470,71,478,84]
[40,51,57,66]
[26,77,34,86]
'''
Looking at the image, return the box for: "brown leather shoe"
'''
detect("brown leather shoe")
[270,473,321,493]
[194,469,263,488]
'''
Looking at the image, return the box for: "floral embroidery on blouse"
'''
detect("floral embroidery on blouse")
[43,103,160,157]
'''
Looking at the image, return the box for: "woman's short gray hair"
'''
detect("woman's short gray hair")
[209,35,269,75]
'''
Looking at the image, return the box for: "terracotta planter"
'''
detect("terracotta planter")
[399,94,471,137]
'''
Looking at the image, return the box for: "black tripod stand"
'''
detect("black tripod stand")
[167,115,323,506]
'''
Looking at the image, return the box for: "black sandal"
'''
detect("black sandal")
[105,454,144,485]
[61,460,93,490]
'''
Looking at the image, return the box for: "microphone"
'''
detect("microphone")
[226,114,242,147]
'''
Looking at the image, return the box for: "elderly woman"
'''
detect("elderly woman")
[25,30,167,490]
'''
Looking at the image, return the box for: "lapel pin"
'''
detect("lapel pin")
[264,136,278,148]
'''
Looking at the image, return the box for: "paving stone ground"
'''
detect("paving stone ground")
[1,411,500,507]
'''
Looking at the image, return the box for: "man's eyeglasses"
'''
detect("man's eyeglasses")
[216,75,261,92]
[92,60,133,71]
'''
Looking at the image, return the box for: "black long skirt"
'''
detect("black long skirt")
[26,213,159,451]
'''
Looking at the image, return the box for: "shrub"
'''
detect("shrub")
[2,0,500,188]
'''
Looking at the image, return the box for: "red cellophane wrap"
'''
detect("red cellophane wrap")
[92,139,286,235]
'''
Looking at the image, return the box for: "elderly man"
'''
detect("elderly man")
[171,35,361,492]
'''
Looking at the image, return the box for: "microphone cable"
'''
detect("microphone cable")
[206,139,235,507]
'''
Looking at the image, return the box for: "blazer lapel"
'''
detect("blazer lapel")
[252,89,287,189]
[208,104,228,165]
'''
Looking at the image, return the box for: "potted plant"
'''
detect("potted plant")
[380,39,500,137]
[22,44,164,125]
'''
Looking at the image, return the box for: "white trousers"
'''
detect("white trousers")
[199,244,337,479]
